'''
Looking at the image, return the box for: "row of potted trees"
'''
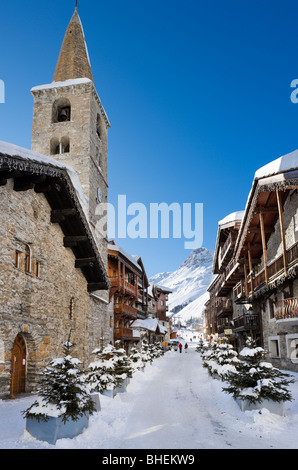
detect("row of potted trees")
[23,338,165,444]
[196,337,294,416]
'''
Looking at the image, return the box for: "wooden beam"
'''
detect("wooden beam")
[259,209,268,286]
[63,235,88,247]
[247,242,254,292]
[14,174,47,192]
[244,260,249,298]
[88,282,108,292]
[248,226,274,234]
[254,207,278,214]
[276,190,288,277]
[75,257,96,268]
[51,208,76,223]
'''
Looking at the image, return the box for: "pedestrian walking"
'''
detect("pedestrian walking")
[178,342,183,354]
[184,343,188,353]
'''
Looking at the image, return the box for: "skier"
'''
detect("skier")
[178,342,183,354]
[184,343,188,353]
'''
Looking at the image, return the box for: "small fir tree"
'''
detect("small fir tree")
[140,340,151,364]
[87,342,116,393]
[129,346,145,371]
[202,340,240,381]
[112,341,134,386]
[222,337,294,404]
[23,340,95,423]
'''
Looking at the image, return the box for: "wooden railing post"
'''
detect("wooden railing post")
[259,209,269,286]
[276,190,288,277]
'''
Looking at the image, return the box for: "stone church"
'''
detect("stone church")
[0,7,114,398]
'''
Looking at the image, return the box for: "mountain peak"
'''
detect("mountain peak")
[179,247,214,269]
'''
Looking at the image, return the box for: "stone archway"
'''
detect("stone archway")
[10,334,27,399]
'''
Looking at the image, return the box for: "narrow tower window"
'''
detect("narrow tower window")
[52,98,71,123]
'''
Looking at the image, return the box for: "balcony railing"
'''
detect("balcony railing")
[114,327,133,340]
[109,276,138,297]
[216,297,232,315]
[275,298,298,321]
[254,241,298,291]
[233,280,246,300]
[114,302,137,318]
[233,313,259,331]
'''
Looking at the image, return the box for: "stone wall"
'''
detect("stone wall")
[0,181,113,397]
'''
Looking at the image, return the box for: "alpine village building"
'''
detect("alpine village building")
[205,151,298,373]
[0,8,171,399]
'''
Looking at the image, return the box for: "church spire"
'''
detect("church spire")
[53,8,94,83]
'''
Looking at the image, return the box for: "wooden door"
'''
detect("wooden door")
[10,334,26,398]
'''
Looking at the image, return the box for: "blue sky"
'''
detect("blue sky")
[1,0,298,277]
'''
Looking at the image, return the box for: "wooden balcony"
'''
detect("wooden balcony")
[216,297,233,317]
[124,280,137,296]
[233,280,246,301]
[275,298,298,322]
[109,276,138,298]
[114,326,134,340]
[233,313,260,331]
[114,302,137,319]
[246,241,298,298]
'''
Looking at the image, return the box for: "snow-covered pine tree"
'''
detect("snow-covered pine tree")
[222,337,294,404]
[23,340,95,423]
[202,339,240,381]
[196,337,205,353]
[129,346,145,371]
[148,343,158,362]
[140,340,151,364]
[87,342,116,393]
[112,341,134,386]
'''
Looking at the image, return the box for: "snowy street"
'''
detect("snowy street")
[1,344,298,449]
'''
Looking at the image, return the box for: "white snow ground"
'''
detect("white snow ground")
[1,344,298,449]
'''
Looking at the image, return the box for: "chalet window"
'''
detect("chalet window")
[269,337,280,358]
[35,261,39,278]
[24,245,31,274]
[15,251,21,269]
[268,298,276,321]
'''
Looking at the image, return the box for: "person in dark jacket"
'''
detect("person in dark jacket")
[184,343,188,353]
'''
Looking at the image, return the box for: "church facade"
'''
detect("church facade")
[0,8,114,398]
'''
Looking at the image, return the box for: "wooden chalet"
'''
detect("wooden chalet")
[205,149,298,371]
[108,241,149,352]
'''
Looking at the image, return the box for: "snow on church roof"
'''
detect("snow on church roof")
[31,78,92,92]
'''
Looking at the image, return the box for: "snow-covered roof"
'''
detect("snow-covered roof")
[132,318,166,334]
[0,140,110,290]
[0,141,88,216]
[30,78,92,92]
[218,211,245,229]
[254,149,298,180]
[108,243,141,271]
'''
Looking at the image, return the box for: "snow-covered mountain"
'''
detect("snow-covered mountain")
[150,247,215,326]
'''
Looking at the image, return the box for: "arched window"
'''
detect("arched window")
[50,137,60,155]
[52,98,71,123]
[50,137,70,155]
[61,136,70,153]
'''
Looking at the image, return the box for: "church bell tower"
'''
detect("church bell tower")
[31,7,110,260]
